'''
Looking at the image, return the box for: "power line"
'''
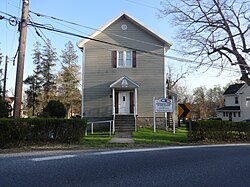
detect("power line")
[28,10,189,53]
[27,9,241,72]
[29,20,239,72]
[29,9,167,49]
[124,0,160,10]
[28,14,82,87]
[0,11,241,73]
[7,4,164,50]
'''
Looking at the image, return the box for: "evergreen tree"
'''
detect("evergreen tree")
[41,39,57,106]
[57,41,81,118]
[32,42,43,88]
[32,42,43,113]
[23,75,39,116]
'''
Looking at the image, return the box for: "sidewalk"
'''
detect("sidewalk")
[109,132,134,144]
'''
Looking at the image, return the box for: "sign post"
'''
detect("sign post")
[172,97,175,134]
[153,97,173,132]
[153,97,156,132]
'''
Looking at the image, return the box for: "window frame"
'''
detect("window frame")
[112,50,136,68]
[117,50,133,68]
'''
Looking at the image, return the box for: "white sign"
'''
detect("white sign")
[154,98,173,112]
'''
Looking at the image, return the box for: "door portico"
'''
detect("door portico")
[110,76,139,115]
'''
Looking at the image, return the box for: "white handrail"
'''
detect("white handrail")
[85,120,114,136]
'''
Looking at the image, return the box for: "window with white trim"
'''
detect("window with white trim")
[112,50,136,68]
[117,51,132,68]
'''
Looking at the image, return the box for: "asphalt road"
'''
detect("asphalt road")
[1,144,250,187]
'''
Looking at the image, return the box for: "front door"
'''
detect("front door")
[118,91,130,114]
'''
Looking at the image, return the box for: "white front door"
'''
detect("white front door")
[118,91,130,114]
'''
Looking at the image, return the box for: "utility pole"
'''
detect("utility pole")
[3,55,8,101]
[13,0,29,118]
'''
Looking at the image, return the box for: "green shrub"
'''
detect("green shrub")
[0,100,10,118]
[43,100,66,118]
[190,120,250,142]
[0,118,87,148]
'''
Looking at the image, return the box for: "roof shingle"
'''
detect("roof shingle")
[223,83,244,95]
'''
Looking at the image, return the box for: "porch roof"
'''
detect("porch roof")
[216,106,240,111]
[110,75,139,89]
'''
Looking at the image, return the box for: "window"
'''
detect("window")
[246,97,250,101]
[233,112,236,117]
[112,50,136,68]
[235,97,238,104]
[223,112,225,117]
[238,112,241,117]
[118,51,131,67]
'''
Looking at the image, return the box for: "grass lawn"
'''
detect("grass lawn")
[81,132,113,147]
[81,127,189,147]
[132,127,189,145]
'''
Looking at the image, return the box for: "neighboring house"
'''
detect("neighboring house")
[4,97,14,117]
[217,83,250,122]
[77,13,172,131]
[5,97,28,118]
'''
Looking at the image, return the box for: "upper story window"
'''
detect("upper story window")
[112,50,136,68]
[118,51,132,67]
[235,96,238,104]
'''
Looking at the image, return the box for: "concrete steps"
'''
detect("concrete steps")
[115,115,135,132]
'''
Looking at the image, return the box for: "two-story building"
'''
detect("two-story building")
[77,13,172,131]
[217,83,250,122]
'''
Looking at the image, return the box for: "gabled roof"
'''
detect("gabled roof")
[77,13,172,49]
[223,83,244,95]
[110,75,139,89]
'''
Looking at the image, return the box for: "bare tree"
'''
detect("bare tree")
[167,65,189,89]
[159,0,250,85]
